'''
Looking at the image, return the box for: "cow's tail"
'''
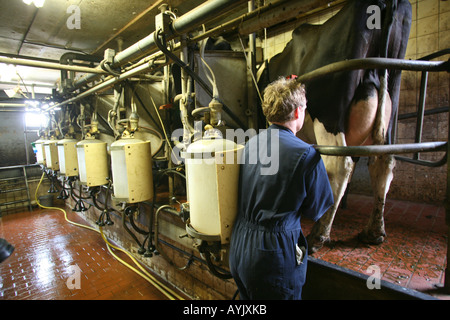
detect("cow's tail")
[372,0,396,145]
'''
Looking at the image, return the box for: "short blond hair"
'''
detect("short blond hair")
[262,77,306,123]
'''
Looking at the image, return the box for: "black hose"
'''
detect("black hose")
[145,202,155,256]
[93,182,114,226]
[92,192,105,211]
[68,179,91,199]
[122,205,144,249]
[100,60,121,76]
[153,29,247,130]
[203,249,232,279]
[125,205,149,235]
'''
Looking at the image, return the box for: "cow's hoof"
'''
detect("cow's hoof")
[358,231,386,245]
[306,235,330,254]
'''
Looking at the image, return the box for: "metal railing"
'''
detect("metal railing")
[302,51,450,162]
[304,49,450,290]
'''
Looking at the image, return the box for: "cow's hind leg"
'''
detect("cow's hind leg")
[306,119,355,253]
[359,154,395,244]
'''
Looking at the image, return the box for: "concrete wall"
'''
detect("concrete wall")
[390,0,449,203]
[0,112,38,167]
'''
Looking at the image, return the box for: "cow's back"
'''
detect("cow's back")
[262,0,411,137]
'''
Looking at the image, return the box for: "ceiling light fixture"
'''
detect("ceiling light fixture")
[0,63,17,82]
[22,0,45,8]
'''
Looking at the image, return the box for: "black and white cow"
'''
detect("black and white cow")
[259,0,412,253]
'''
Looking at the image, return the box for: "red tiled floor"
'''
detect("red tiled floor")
[1,194,449,300]
[0,206,182,300]
[302,193,449,299]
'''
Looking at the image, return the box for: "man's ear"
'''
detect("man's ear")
[293,107,300,119]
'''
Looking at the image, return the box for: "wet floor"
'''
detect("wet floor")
[0,207,176,300]
[0,193,449,300]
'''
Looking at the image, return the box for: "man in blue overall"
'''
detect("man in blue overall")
[229,76,334,300]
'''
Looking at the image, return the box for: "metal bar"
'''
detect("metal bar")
[296,58,449,84]
[446,77,450,290]
[398,106,449,120]
[47,61,161,111]
[0,176,27,181]
[0,199,31,206]
[0,56,107,74]
[23,113,29,165]
[0,164,40,170]
[0,103,27,107]
[171,0,246,36]
[23,166,32,211]
[0,81,54,88]
[188,0,298,42]
[238,0,336,36]
[414,71,428,160]
[418,48,450,61]
[395,154,447,168]
[114,0,246,66]
[72,0,247,90]
[314,141,447,157]
[0,109,28,113]
[0,187,28,193]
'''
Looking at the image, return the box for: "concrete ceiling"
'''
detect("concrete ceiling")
[0,0,332,100]
[0,0,208,96]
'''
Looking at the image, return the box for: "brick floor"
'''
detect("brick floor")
[0,206,182,300]
[302,193,449,300]
[1,194,449,300]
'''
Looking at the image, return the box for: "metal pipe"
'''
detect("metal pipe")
[297,58,449,84]
[47,60,163,111]
[59,52,102,90]
[395,154,447,168]
[237,0,334,36]
[246,0,257,130]
[445,76,450,290]
[23,166,32,211]
[398,106,449,120]
[0,109,27,112]
[0,81,54,88]
[188,0,329,45]
[0,103,27,107]
[0,56,107,74]
[23,115,29,165]
[314,141,447,157]
[116,0,246,65]
[414,71,428,160]
[73,0,246,90]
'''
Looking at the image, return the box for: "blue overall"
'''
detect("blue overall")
[229,124,334,300]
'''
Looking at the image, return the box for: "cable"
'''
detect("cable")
[153,29,247,129]
[238,34,263,103]
[35,172,184,300]
[148,92,176,161]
